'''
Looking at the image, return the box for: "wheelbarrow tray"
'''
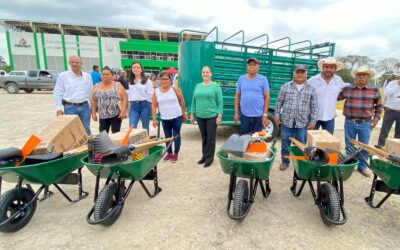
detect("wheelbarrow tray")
[289,146,357,181]
[83,146,164,180]
[217,147,276,180]
[369,157,400,190]
[0,152,86,185]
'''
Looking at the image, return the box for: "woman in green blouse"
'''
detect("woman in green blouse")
[190,66,223,168]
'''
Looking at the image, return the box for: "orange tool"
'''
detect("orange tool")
[284,155,308,160]
[16,134,42,166]
[121,127,132,146]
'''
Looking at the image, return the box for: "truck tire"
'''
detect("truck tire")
[5,82,19,94]
[24,89,34,93]
[264,112,279,142]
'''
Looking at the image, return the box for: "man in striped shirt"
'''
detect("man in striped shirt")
[338,66,383,177]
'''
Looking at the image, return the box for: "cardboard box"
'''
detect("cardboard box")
[108,129,148,146]
[307,130,340,151]
[33,115,88,154]
[109,129,149,159]
[385,138,400,156]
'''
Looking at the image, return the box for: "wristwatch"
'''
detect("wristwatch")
[263,113,268,117]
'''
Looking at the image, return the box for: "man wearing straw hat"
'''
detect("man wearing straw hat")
[338,66,383,177]
[309,57,347,134]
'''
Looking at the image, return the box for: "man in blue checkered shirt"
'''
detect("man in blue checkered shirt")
[275,65,318,171]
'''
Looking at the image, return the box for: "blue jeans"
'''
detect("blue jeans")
[281,125,307,165]
[240,115,263,135]
[344,119,371,170]
[129,101,151,134]
[64,102,91,135]
[161,116,182,154]
[315,119,335,134]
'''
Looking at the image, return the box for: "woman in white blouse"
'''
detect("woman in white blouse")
[127,62,154,133]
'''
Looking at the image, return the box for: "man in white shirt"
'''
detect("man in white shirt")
[309,57,347,134]
[53,55,93,135]
[376,79,400,148]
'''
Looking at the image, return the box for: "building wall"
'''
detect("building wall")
[6,32,180,73]
[8,32,37,70]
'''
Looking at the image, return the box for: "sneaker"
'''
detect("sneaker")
[374,144,384,150]
[358,169,371,177]
[279,163,289,171]
[163,154,172,161]
[171,154,178,163]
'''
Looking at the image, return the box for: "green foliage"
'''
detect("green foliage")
[0,64,10,73]
[335,69,354,84]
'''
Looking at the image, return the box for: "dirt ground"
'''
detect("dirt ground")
[0,90,399,250]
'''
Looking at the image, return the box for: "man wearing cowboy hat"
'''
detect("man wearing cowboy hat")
[338,66,383,177]
[309,57,347,134]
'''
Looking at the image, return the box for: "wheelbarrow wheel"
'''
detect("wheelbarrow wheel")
[94,182,125,226]
[233,179,249,218]
[0,187,37,233]
[320,183,340,226]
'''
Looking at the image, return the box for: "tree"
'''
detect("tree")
[0,64,11,73]
[374,58,400,86]
[337,55,374,71]
[336,69,355,84]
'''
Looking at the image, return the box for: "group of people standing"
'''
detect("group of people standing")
[275,57,384,177]
[53,55,398,173]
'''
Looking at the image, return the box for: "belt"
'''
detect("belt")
[63,100,88,106]
[346,116,372,123]
[130,100,148,104]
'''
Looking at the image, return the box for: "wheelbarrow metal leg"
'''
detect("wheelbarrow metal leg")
[290,171,306,197]
[139,166,162,198]
[365,173,398,208]
[38,186,54,201]
[94,170,100,202]
[226,166,237,216]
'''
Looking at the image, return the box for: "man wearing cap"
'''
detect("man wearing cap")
[338,66,383,177]
[275,65,318,171]
[376,76,400,148]
[234,58,270,135]
[309,57,347,134]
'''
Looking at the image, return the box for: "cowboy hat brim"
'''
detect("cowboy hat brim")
[351,69,376,79]
[317,58,344,71]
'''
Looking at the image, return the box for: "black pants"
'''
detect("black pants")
[197,116,217,163]
[99,115,122,134]
[377,107,400,146]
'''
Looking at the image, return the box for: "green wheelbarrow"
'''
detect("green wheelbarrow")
[365,156,400,208]
[288,146,358,226]
[82,145,165,226]
[0,151,88,233]
[217,147,277,221]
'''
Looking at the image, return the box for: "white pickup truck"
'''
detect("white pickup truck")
[0,70,58,94]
